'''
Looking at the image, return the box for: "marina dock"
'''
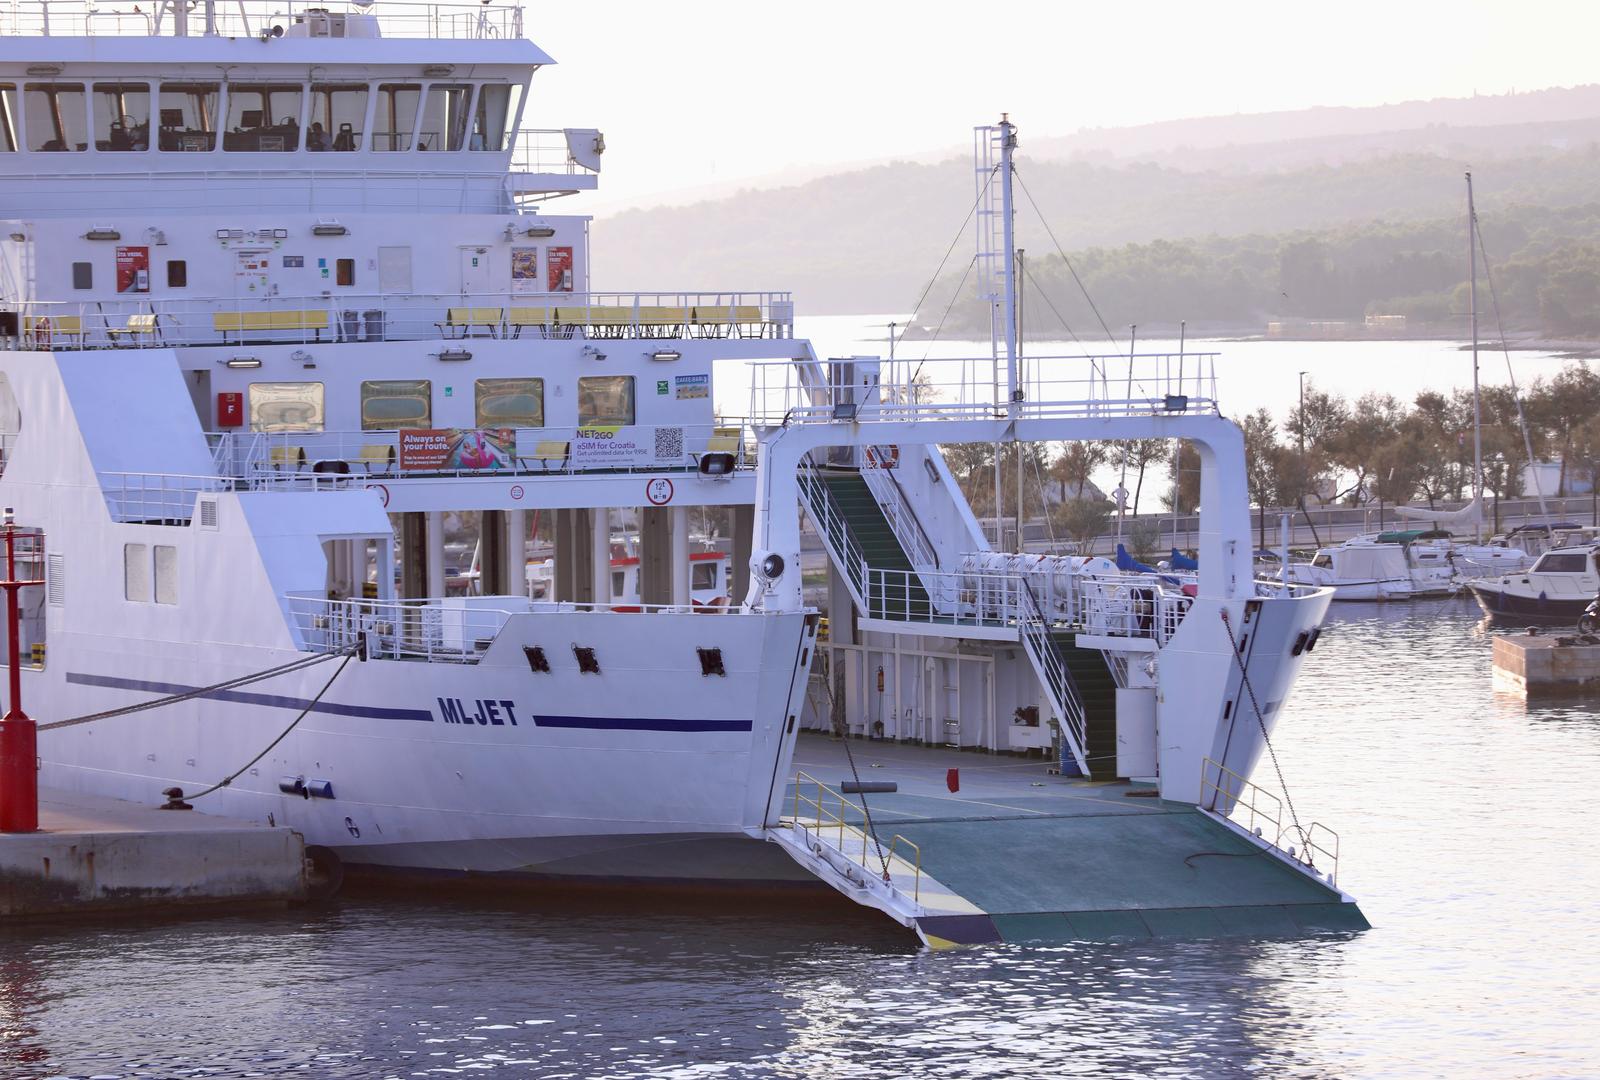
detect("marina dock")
[776,736,1366,946]
[1492,632,1600,693]
[0,787,308,918]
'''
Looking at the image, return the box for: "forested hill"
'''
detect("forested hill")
[591,85,1600,319]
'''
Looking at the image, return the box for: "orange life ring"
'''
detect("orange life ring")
[866,444,900,469]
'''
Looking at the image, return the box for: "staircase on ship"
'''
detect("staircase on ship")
[801,459,1113,779]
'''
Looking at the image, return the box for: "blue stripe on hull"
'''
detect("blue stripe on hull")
[66,671,435,722]
[64,672,754,732]
[534,715,752,733]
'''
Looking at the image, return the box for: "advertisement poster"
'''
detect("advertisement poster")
[399,428,516,472]
[115,246,150,293]
[510,248,538,294]
[674,374,709,400]
[572,425,658,469]
[547,246,573,292]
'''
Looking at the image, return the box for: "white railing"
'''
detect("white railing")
[1015,583,1089,773]
[511,129,599,175]
[288,593,522,662]
[6,290,794,351]
[797,465,870,606]
[0,0,524,39]
[749,352,1219,425]
[1078,578,1193,645]
[213,420,760,482]
[1200,756,1341,886]
[99,471,228,522]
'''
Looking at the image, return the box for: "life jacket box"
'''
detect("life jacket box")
[217,391,244,427]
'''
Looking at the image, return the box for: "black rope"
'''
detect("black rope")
[1218,608,1309,852]
[893,164,999,357]
[908,254,977,387]
[816,659,893,882]
[1013,168,1119,346]
[39,647,356,732]
[182,646,358,802]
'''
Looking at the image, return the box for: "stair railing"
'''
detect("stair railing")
[860,452,941,571]
[798,463,869,606]
[1017,581,1090,775]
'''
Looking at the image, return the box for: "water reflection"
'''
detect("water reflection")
[0,601,1597,1078]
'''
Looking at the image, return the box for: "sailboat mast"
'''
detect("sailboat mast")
[1468,171,1483,539]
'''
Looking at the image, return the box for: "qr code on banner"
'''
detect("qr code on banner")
[654,426,685,461]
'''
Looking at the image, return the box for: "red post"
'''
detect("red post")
[0,514,43,832]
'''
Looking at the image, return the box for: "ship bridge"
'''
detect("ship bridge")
[0,0,598,214]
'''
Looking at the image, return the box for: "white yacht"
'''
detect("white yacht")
[1285,534,1455,601]
[1467,545,1600,623]
[0,6,1351,937]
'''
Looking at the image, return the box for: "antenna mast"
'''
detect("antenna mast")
[1468,171,1483,540]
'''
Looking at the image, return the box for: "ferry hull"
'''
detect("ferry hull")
[37,610,819,882]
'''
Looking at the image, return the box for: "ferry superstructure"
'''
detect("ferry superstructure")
[0,3,1359,938]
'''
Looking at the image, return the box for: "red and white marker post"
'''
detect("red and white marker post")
[0,511,44,832]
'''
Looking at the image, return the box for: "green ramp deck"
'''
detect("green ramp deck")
[786,734,1368,947]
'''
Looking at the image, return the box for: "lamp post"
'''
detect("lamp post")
[0,509,43,833]
[1297,370,1308,455]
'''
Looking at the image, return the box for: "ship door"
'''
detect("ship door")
[378,246,412,293]
[458,246,491,296]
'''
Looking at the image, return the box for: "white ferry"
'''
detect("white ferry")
[0,2,1348,933]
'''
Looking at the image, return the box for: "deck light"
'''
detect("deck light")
[831,402,858,421]
[223,357,262,369]
[7,233,24,243]
[311,221,348,236]
[85,227,121,241]
[25,65,60,77]
[436,348,472,362]
[524,225,556,238]
[422,65,454,78]
[650,349,681,362]
[272,228,289,239]
[1164,394,1189,413]
[580,345,605,361]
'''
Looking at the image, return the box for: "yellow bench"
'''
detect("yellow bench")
[691,305,765,337]
[521,439,570,472]
[507,306,555,338]
[638,306,689,337]
[213,310,330,342]
[107,312,162,345]
[269,445,307,471]
[357,443,396,474]
[23,315,85,347]
[706,427,742,455]
[438,307,504,338]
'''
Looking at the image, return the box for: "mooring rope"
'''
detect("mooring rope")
[38,645,358,732]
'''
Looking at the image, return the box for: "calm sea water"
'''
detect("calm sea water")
[3,596,1599,1079]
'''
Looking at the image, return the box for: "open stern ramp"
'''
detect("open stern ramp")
[766,736,1367,948]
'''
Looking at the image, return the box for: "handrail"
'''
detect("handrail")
[797,463,869,607]
[860,452,941,571]
[787,771,921,903]
[1017,582,1090,774]
[1200,756,1340,885]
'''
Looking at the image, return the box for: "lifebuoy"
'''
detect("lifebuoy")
[866,444,900,469]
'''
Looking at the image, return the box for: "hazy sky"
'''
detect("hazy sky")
[523,1,1600,214]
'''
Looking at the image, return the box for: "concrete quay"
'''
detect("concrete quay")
[1492,632,1600,694]
[0,787,308,918]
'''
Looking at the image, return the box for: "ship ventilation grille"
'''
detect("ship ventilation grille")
[198,497,219,530]
[46,553,63,606]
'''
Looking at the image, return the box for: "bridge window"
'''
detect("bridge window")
[361,380,431,430]
[472,83,522,151]
[475,378,543,428]
[0,85,17,152]
[224,83,303,152]
[93,82,150,151]
[419,84,470,151]
[249,381,325,432]
[308,83,366,152]
[153,545,178,605]
[373,83,419,151]
[24,83,87,152]
[578,376,635,427]
[158,82,218,151]
[124,543,150,602]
